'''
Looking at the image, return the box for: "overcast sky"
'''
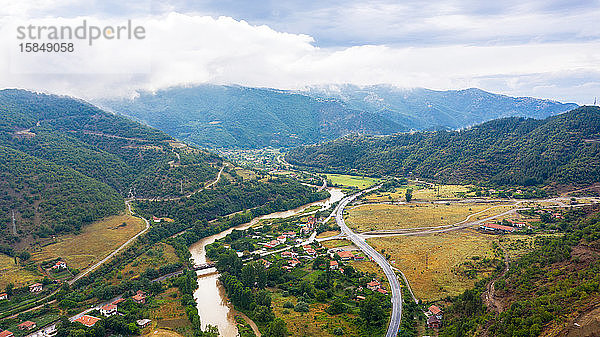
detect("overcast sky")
[0,0,599,103]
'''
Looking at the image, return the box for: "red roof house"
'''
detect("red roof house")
[74,315,101,327]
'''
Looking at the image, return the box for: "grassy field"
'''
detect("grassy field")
[363,184,473,202]
[30,213,145,271]
[109,243,179,284]
[146,287,192,337]
[367,229,497,302]
[321,239,352,249]
[0,254,41,289]
[346,203,497,232]
[271,291,360,337]
[235,168,258,180]
[316,231,340,239]
[326,174,380,189]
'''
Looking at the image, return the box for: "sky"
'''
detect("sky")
[0,0,599,103]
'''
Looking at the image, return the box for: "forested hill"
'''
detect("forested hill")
[286,106,600,186]
[98,84,576,149]
[0,89,221,244]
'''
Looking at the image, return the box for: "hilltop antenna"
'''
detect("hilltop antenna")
[594,97,597,106]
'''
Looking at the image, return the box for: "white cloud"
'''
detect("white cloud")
[0,11,599,103]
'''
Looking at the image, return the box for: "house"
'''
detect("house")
[329,260,338,270]
[427,315,442,329]
[338,251,355,260]
[281,251,297,258]
[0,293,7,300]
[258,259,272,268]
[367,280,381,291]
[132,294,146,304]
[282,266,292,271]
[353,255,365,261]
[100,304,117,316]
[282,231,297,238]
[74,315,101,328]
[479,223,516,234]
[376,288,388,295]
[302,245,312,251]
[427,305,443,319]
[51,261,67,270]
[288,259,301,267]
[18,321,37,330]
[44,325,57,337]
[276,236,287,244]
[305,248,317,256]
[136,319,152,328]
[356,295,366,301]
[112,298,126,305]
[0,330,14,337]
[152,216,161,223]
[29,283,43,293]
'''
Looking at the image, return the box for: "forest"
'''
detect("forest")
[286,106,600,186]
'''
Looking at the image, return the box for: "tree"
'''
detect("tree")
[360,296,386,326]
[405,189,413,202]
[266,318,288,337]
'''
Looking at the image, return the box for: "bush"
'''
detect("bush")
[294,301,309,312]
[283,301,294,309]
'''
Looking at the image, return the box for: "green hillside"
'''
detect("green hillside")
[286,106,600,186]
[0,89,221,245]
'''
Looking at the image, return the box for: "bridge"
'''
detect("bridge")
[192,262,216,271]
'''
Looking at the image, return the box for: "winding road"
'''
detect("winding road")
[333,186,403,337]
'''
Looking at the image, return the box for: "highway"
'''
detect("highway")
[333,186,403,337]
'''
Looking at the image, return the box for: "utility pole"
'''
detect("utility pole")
[11,210,16,235]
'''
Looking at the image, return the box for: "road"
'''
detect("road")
[333,186,403,337]
[68,201,150,285]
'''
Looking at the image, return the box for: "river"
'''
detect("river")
[188,187,344,336]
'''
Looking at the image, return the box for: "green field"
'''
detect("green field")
[326,174,380,189]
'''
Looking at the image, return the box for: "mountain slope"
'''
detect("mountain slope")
[99,84,577,149]
[0,89,222,244]
[286,106,600,186]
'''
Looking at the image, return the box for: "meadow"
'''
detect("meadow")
[325,174,380,189]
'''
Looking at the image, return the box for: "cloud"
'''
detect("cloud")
[0,9,598,104]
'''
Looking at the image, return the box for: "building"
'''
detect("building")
[258,259,272,268]
[0,330,14,337]
[288,259,301,267]
[136,319,151,328]
[353,255,365,261]
[51,261,67,270]
[132,294,146,304]
[0,293,7,300]
[427,305,443,319]
[376,288,388,295]
[74,315,101,328]
[329,260,338,270]
[367,280,381,291]
[338,251,355,260]
[152,216,161,223]
[112,298,126,305]
[479,223,516,234]
[277,236,287,244]
[305,248,317,256]
[18,321,36,331]
[281,251,297,258]
[282,231,297,238]
[100,304,117,316]
[427,315,442,329]
[29,283,43,293]
[356,295,366,300]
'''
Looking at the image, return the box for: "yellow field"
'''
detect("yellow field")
[0,253,41,288]
[346,203,497,232]
[235,168,257,180]
[326,174,380,189]
[321,239,352,249]
[271,292,359,337]
[367,229,497,301]
[31,213,145,271]
[316,231,340,239]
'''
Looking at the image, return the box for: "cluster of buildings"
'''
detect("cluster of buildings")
[75,290,149,329]
[426,305,443,329]
[331,250,365,261]
[366,279,388,295]
[479,223,516,234]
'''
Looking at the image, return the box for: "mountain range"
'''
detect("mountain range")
[286,106,600,186]
[98,84,578,149]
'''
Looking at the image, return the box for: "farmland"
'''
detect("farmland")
[30,213,145,271]
[345,203,497,232]
[367,229,498,302]
[0,253,41,289]
[325,174,380,189]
